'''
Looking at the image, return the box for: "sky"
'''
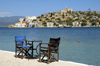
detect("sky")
[0,0,100,17]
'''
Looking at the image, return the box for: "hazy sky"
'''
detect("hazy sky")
[0,0,100,17]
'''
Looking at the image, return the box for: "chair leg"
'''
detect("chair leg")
[47,51,50,64]
[21,49,23,59]
[15,48,17,58]
[57,52,59,61]
[39,54,41,62]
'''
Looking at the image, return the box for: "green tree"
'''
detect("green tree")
[51,17,55,19]
[57,18,61,21]
[33,19,37,21]
[42,21,47,26]
[23,19,25,21]
[41,14,44,17]
[58,20,62,24]
[47,20,52,22]
[66,20,73,26]
[98,14,100,18]
[62,12,65,19]
[39,19,42,21]
[81,19,87,22]
[81,22,87,26]
[50,13,53,17]
[92,22,96,25]
[45,18,49,20]
[88,8,91,11]
[37,16,41,18]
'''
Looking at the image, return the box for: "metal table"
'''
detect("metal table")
[26,40,42,57]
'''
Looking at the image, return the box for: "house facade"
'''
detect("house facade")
[15,21,27,27]
[47,22,53,27]
[73,21,79,27]
[29,21,42,27]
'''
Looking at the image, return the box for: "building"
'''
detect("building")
[15,21,27,27]
[34,21,42,27]
[65,7,73,12]
[28,23,35,27]
[73,21,79,27]
[59,7,73,13]
[26,16,36,20]
[59,9,65,13]
[92,16,98,19]
[44,13,49,17]
[15,22,22,27]
[47,22,54,27]
[19,17,24,23]
[29,21,42,27]
[58,24,63,27]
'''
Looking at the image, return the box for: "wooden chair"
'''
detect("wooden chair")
[39,37,60,64]
[15,36,31,59]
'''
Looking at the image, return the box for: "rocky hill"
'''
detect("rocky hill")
[36,7,100,27]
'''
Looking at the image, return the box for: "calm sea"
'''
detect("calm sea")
[0,27,100,66]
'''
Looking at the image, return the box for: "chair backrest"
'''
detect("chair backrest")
[49,37,60,47]
[15,36,26,45]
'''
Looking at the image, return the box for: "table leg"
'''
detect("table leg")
[32,41,33,57]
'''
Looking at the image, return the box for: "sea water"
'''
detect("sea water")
[0,27,100,66]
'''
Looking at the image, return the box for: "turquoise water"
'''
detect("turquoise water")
[0,27,100,66]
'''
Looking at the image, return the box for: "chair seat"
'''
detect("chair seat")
[17,45,30,48]
[41,48,57,52]
[41,49,48,52]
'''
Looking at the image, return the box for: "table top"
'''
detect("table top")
[26,40,42,42]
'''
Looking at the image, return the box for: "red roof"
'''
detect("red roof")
[22,21,26,23]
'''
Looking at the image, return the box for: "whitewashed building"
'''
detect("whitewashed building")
[19,17,24,23]
[58,24,63,27]
[26,16,36,20]
[29,21,42,27]
[15,21,27,27]
[15,22,22,27]
[73,21,79,27]
[47,22,53,27]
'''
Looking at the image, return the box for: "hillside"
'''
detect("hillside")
[36,7,100,27]
[0,16,25,27]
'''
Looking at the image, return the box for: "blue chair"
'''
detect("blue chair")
[15,36,30,59]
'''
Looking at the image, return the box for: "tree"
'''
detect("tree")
[88,8,91,11]
[42,21,47,26]
[39,19,42,21]
[81,19,87,22]
[58,20,62,24]
[66,20,73,26]
[23,19,25,21]
[47,20,52,22]
[57,18,61,21]
[45,18,49,20]
[98,14,100,18]
[41,14,44,17]
[75,18,79,21]
[50,13,53,17]
[62,12,65,19]
[37,16,41,18]
[92,22,96,25]
[51,17,55,19]
[81,22,87,26]
[33,19,37,21]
